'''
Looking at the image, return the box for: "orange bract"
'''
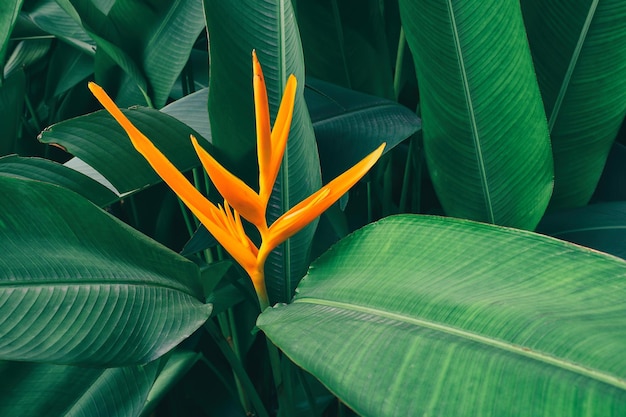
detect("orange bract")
[89,51,385,309]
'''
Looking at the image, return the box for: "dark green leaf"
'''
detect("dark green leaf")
[522,0,626,208]
[0,70,24,156]
[0,154,117,206]
[259,215,626,417]
[537,201,626,259]
[0,0,23,74]
[38,107,206,195]
[0,176,211,365]
[0,359,160,416]
[294,0,395,98]
[306,77,420,182]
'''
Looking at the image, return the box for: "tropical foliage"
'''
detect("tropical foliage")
[0,0,625,416]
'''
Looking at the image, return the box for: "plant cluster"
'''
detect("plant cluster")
[0,0,625,416]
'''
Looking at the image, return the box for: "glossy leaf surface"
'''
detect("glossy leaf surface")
[259,215,626,417]
[399,0,553,229]
[0,176,211,365]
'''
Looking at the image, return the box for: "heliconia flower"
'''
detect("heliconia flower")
[88,51,385,309]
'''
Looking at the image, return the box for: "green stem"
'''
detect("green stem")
[393,27,406,101]
[399,135,415,212]
[205,321,270,417]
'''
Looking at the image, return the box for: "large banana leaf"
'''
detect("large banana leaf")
[293,0,395,99]
[521,0,626,208]
[0,359,160,416]
[258,215,626,417]
[398,0,553,230]
[0,175,211,365]
[204,0,321,303]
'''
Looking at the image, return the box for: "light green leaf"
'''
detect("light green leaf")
[399,0,553,229]
[0,359,160,416]
[521,0,626,208]
[259,214,626,417]
[204,0,322,303]
[0,176,211,365]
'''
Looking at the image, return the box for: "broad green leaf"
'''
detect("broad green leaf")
[293,0,395,99]
[0,70,24,156]
[0,176,211,365]
[0,0,23,76]
[38,107,206,195]
[399,0,553,229]
[204,0,322,303]
[0,154,117,207]
[0,359,160,416]
[537,201,626,259]
[521,0,626,208]
[258,214,626,417]
[306,77,420,182]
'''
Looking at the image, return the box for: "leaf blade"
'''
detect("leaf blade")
[259,215,626,417]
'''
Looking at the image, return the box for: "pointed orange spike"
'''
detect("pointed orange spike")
[260,74,297,203]
[253,50,273,200]
[88,82,258,273]
[191,135,266,228]
[266,143,386,251]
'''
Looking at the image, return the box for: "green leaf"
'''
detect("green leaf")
[0,154,117,207]
[537,201,626,259]
[141,350,201,416]
[306,77,420,182]
[106,0,206,108]
[0,359,160,416]
[0,0,23,75]
[258,214,626,417]
[38,107,206,195]
[521,0,626,208]
[25,0,94,53]
[398,0,553,229]
[204,0,322,303]
[0,176,211,365]
[293,0,395,98]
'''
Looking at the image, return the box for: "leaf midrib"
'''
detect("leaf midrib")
[447,0,494,223]
[294,297,626,391]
